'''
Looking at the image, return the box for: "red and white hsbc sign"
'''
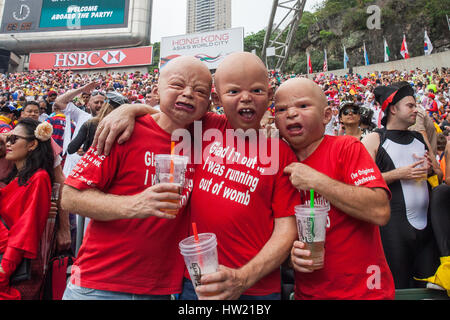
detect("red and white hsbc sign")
[29,46,153,70]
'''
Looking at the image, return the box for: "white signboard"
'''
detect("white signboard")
[160,27,244,70]
[266,47,276,57]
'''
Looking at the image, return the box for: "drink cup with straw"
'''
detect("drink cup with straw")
[179,223,219,290]
[154,142,188,215]
[192,222,203,266]
[294,190,329,271]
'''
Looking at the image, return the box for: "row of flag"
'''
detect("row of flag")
[307,31,434,74]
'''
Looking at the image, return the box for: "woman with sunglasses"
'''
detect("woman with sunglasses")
[338,101,371,141]
[0,118,54,300]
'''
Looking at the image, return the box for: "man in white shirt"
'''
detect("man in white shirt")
[54,82,105,252]
[54,81,105,176]
[324,102,339,136]
[144,85,160,111]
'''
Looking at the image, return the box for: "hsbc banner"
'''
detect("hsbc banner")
[29,46,152,70]
[160,27,244,70]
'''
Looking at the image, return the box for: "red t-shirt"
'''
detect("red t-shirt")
[294,135,395,300]
[0,169,51,258]
[65,115,193,295]
[186,113,300,296]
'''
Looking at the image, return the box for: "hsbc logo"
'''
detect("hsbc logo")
[53,50,127,67]
[102,51,127,64]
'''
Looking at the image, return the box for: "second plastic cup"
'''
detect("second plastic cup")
[179,233,219,290]
[155,154,189,214]
[412,151,428,182]
[295,204,329,270]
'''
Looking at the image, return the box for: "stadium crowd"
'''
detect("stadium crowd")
[0,62,449,300]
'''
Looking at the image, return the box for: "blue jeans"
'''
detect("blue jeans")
[178,278,281,300]
[63,281,172,300]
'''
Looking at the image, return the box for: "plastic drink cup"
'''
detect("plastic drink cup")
[295,204,329,270]
[413,152,428,182]
[155,154,189,215]
[51,183,61,201]
[179,233,219,290]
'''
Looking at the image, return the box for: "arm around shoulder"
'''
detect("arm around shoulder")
[92,103,159,155]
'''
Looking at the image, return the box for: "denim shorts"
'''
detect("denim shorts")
[62,281,172,300]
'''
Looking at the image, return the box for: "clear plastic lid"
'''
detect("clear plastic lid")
[155,154,189,167]
[295,204,330,217]
[179,233,217,256]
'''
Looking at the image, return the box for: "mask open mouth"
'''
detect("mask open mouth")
[238,108,256,121]
[175,101,194,112]
[286,123,304,135]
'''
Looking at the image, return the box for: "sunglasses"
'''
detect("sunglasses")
[342,107,360,116]
[6,134,33,145]
[92,90,106,97]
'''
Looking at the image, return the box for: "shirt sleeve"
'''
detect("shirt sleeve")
[64,143,120,192]
[1,247,23,277]
[64,102,90,125]
[339,137,391,199]
[201,112,228,130]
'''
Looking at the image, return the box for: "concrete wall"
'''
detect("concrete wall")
[309,50,450,78]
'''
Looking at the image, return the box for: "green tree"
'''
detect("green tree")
[244,30,266,56]
[149,42,160,72]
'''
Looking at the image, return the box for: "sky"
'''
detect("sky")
[151,0,324,42]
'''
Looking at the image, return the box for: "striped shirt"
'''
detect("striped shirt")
[46,114,75,150]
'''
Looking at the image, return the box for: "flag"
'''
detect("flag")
[424,30,433,55]
[307,51,313,74]
[343,45,349,69]
[323,49,328,72]
[384,38,390,62]
[400,34,410,59]
[363,42,370,66]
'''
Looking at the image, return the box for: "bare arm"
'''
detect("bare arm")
[284,163,390,226]
[54,81,100,111]
[61,183,183,221]
[93,103,160,155]
[381,161,427,185]
[418,130,443,183]
[195,216,297,300]
[361,132,379,161]
[53,164,71,252]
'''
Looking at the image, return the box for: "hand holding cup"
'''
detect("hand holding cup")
[127,183,182,220]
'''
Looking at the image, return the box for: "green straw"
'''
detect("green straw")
[310,189,315,240]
